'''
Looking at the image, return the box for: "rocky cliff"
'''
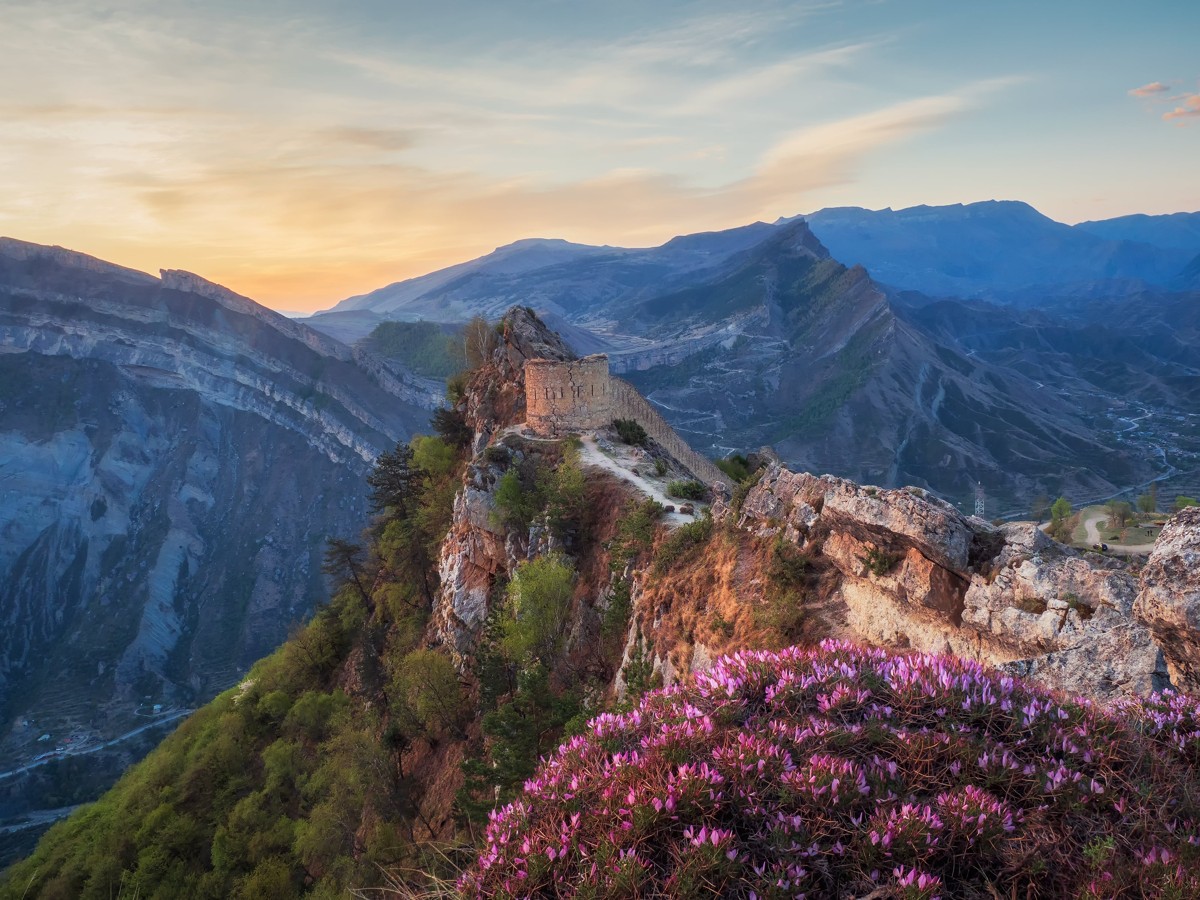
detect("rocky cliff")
[433,313,1189,707]
[633,465,1174,701]
[0,239,436,857]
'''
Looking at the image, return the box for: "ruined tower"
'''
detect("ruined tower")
[522,354,726,486]
[524,355,614,436]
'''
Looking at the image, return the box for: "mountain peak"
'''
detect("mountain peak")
[0,237,157,285]
[493,237,600,253]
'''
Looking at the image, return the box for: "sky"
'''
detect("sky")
[2,0,1197,313]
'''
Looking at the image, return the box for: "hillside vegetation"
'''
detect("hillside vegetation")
[363,321,467,379]
[0,408,666,897]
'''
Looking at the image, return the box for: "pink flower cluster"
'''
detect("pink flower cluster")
[460,641,1200,898]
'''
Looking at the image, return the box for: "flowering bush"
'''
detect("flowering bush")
[460,641,1200,898]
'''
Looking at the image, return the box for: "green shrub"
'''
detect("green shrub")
[492,468,540,532]
[432,406,472,448]
[859,546,901,577]
[653,458,668,477]
[544,443,586,537]
[446,371,469,405]
[601,577,633,646]
[756,590,806,644]
[666,479,707,501]
[389,648,468,738]
[501,553,576,662]
[715,454,752,483]
[482,444,510,466]
[610,499,665,569]
[612,418,649,446]
[768,536,812,588]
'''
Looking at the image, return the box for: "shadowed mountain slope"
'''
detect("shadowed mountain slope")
[0,239,436,858]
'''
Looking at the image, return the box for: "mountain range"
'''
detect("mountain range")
[2,199,1198,856]
[306,201,1200,514]
[0,240,437,858]
[5,307,1200,898]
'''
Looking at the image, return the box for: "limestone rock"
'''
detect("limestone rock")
[740,466,976,572]
[1135,507,1200,691]
[434,459,514,660]
[462,308,574,444]
[732,462,1167,700]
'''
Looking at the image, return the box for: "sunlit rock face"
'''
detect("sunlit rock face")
[1136,506,1200,691]
[727,464,1171,701]
[0,239,433,754]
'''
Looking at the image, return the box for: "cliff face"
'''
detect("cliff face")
[661,466,1172,700]
[1136,506,1200,691]
[0,240,435,855]
[434,315,1187,707]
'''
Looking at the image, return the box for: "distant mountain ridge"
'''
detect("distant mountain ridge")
[798,201,1197,302]
[1075,211,1200,251]
[314,222,780,328]
[318,202,1200,330]
[309,207,1188,510]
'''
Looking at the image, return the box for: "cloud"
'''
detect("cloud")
[0,1,1016,311]
[1129,81,1170,97]
[1163,94,1200,121]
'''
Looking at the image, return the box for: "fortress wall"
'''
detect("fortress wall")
[608,377,725,487]
[524,355,725,487]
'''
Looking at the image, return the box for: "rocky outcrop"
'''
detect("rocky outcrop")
[461,308,574,449]
[1135,506,1200,691]
[739,469,974,571]
[435,455,519,660]
[727,464,1171,699]
[434,313,1200,706]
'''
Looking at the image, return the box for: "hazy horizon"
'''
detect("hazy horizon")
[3,0,1197,312]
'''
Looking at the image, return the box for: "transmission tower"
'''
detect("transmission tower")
[974,482,986,519]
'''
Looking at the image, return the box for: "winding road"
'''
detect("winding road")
[1079,508,1157,554]
[0,709,192,782]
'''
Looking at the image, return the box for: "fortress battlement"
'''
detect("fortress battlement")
[524,354,724,486]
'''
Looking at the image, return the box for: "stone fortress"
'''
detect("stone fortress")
[524,354,725,486]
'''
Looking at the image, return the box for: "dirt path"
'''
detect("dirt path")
[496,425,706,528]
[1079,509,1156,554]
[577,435,699,528]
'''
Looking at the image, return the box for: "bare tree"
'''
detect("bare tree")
[463,315,498,369]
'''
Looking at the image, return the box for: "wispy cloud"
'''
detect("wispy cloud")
[1163,93,1200,121]
[1129,81,1170,96]
[0,0,1021,310]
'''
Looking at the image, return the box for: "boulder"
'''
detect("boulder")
[1135,506,1200,691]
[739,466,976,571]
